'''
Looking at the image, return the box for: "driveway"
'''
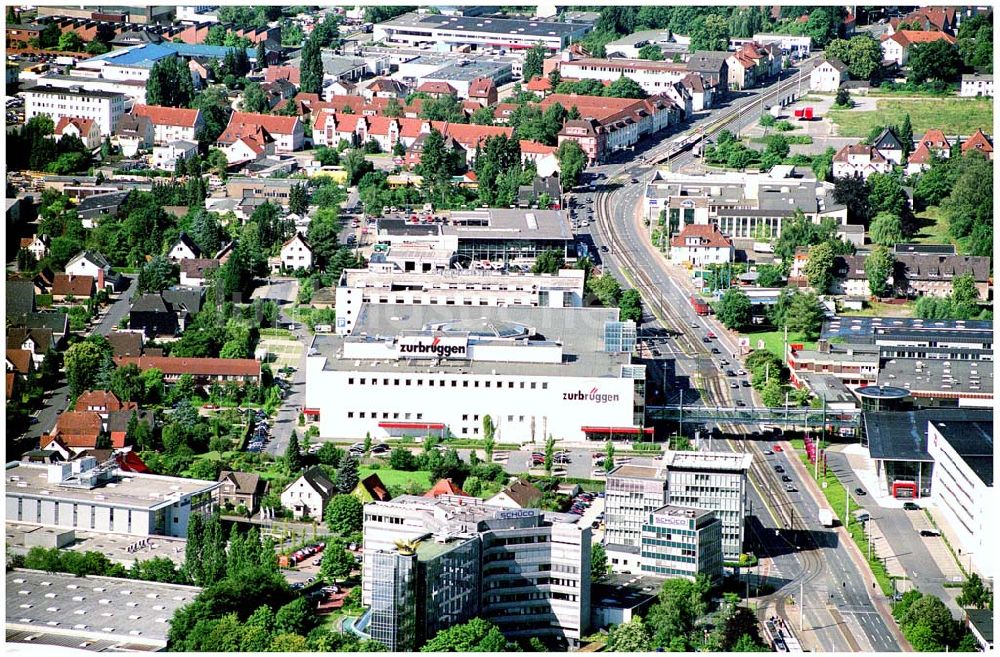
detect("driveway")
[94,275,137,336]
[266,309,310,458]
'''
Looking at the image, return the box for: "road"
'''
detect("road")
[585,61,900,652]
[22,276,138,444]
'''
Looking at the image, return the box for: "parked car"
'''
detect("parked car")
[903,502,920,511]
[763,449,773,455]
[736,400,747,407]
[784,484,797,493]
[781,475,793,483]
[854,487,866,496]
[919,529,941,537]
[774,465,785,473]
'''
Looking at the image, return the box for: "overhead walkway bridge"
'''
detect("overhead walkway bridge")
[646,405,862,431]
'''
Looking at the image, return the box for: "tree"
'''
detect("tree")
[274,597,312,636]
[137,254,178,293]
[785,292,826,340]
[65,338,112,397]
[522,43,547,82]
[804,242,836,293]
[765,134,790,159]
[146,58,195,108]
[110,363,144,403]
[591,543,609,578]
[909,40,963,84]
[388,446,418,471]
[285,431,303,473]
[944,152,992,242]
[184,513,205,585]
[469,105,495,126]
[619,288,643,324]
[325,494,363,534]
[755,264,784,287]
[689,14,731,52]
[898,113,914,157]
[957,573,993,610]
[869,212,904,246]
[343,148,375,186]
[543,434,555,474]
[867,172,908,218]
[638,44,665,60]
[607,615,652,651]
[415,129,458,205]
[482,415,496,460]
[556,140,586,190]
[588,272,622,307]
[241,81,269,113]
[335,455,360,494]
[320,542,357,583]
[832,176,873,225]
[605,76,648,99]
[287,183,308,215]
[604,440,615,473]
[864,246,894,298]
[421,617,511,652]
[529,249,563,275]
[57,31,83,52]
[299,33,324,94]
[715,288,752,331]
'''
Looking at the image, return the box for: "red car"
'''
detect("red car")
[772,445,783,452]
[706,331,716,339]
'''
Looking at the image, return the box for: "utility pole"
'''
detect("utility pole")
[845,490,850,528]
[799,579,804,632]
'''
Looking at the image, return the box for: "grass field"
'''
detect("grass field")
[828,97,993,137]
[839,300,915,318]
[742,329,815,359]
[359,467,432,490]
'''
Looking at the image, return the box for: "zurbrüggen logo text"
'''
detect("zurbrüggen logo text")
[563,387,620,404]
[399,336,467,358]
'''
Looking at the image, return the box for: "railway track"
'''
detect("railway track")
[593,157,864,653]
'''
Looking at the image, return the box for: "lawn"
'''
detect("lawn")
[828,97,993,138]
[741,329,816,360]
[838,300,915,318]
[359,467,432,490]
[910,205,972,254]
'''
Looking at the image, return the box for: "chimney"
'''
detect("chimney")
[97,267,105,291]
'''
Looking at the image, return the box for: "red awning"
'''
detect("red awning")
[581,426,655,435]
[303,408,321,417]
[378,422,445,430]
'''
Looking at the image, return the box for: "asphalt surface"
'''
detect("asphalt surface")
[585,60,900,652]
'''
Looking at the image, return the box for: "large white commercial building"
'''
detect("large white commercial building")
[926,418,994,579]
[5,459,221,538]
[333,265,586,335]
[556,55,692,95]
[23,84,126,136]
[373,11,591,52]
[362,495,591,650]
[643,167,848,245]
[31,73,148,106]
[305,304,644,443]
[604,452,751,563]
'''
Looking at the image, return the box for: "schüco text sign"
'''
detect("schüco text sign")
[495,509,538,520]
[652,514,690,529]
[397,336,468,359]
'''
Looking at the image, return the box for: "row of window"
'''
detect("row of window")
[348,376,548,390]
[347,411,424,420]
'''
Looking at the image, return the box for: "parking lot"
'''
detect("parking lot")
[258,335,304,372]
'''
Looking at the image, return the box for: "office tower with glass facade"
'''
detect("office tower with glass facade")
[640,505,724,581]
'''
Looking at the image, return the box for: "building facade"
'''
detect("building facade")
[663,452,751,560]
[333,266,586,335]
[640,506,724,581]
[305,305,644,443]
[5,460,219,538]
[363,496,591,650]
[24,85,126,136]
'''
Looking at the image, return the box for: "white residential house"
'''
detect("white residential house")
[881,30,957,67]
[167,233,202,262]
[23,84,126,136]
[810,59,849,92]
[960,74,993,97]
[832,144,893,180]
[279,232,313,272]
[131,105,204,145]
[281,467,336,520]
[55,116,102,149]
[65,251,114,289]
[669,223,734,268]
[20,235,49,262]
[152,140,198,171]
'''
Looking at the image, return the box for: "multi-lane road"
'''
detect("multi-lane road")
[582,61,902,652]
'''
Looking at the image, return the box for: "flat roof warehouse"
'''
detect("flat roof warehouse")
[379,12,588,38]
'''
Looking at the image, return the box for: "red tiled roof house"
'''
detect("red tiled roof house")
[131,105,204,145]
